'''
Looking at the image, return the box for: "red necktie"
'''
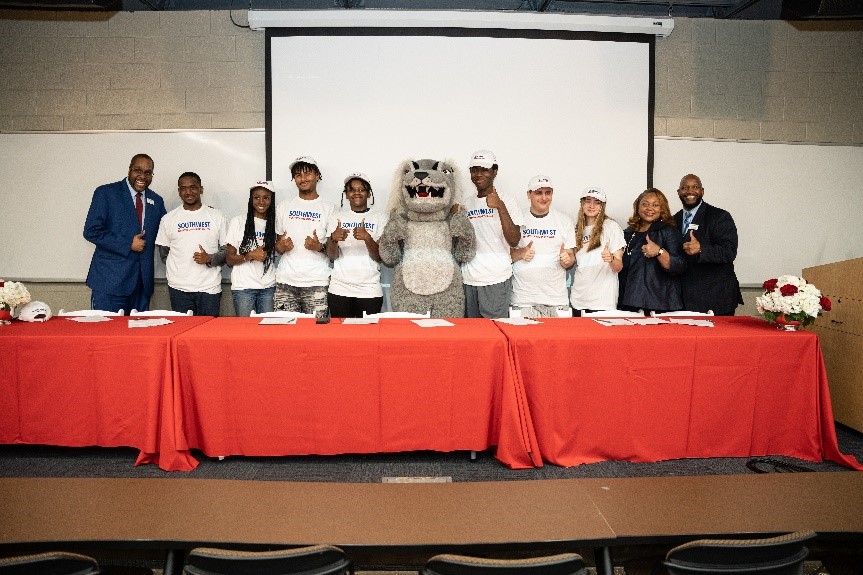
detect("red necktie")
[135,192,143,229]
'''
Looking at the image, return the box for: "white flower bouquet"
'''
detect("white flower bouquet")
[755,275,831,328]
[0,279,31,312]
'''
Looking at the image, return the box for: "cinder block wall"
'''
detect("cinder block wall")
[2,10,861,315]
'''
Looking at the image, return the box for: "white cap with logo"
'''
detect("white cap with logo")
[469,150,497,169]
[289,156,318,171]
[581,187,607,203]
[250,180,275,193]
[528,175,553,192]
[343,172,371,187]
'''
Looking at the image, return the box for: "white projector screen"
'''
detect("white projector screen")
[266,28,653,219]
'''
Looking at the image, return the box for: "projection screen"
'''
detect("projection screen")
[265,22,655,220]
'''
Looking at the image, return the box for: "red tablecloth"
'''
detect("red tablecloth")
[0,316,213,471]
[170,318,540,470]
[495,316,862,469]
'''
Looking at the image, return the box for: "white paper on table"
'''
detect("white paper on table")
[412,318,455,327]
[667,318,715,327]
[628,317,669,325]
[341,317,379,324]
[65,315,112,323]
[592,318,635,326]
[494,317,541,326]
[128,318,174,328]
[258,317,297,325]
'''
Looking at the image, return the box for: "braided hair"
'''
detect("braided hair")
[240,187,276,275]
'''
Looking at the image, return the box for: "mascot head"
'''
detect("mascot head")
[389,159,461,220]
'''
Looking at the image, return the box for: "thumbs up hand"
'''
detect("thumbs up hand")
[682,230,701,255]
[601,241,613,263]
[515,240,535,263]
[305,229,324,252]
[642,234,661,258]
[331,220,348,242]
[353,219,371,241]
[276,232,293,253]
[558,242,574,268]
[131,230,146,252]
[193,244,212,265]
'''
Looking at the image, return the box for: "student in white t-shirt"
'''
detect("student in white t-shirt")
[155,171,227,316]
[462,150,523,319]
[510,175,576,318]
[225,181,277,316]
[326,172,388,318]
[570,187,626,314]
[274,156,337,315]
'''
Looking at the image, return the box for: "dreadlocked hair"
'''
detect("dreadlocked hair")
[239,188,277,275]
[575,201,609,253]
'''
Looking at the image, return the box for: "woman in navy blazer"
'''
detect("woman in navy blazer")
[84,154,166,314]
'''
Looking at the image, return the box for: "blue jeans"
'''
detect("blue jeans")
[232,287,275,317]
[168,286,221,317]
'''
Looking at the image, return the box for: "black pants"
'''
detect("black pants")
[326,292,384,319]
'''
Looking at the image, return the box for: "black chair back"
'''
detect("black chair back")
[421,553,586,575]
[183,545,352,575]
[664,531,816,575]
[0,552,100,575]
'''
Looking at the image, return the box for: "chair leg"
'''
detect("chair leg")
[164,549,185,575]
[595,546,613,575]
[470,451,477,461]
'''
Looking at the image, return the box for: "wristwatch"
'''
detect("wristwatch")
[658,247,665,257]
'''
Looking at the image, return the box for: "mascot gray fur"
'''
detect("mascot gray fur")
[379,159,476,318]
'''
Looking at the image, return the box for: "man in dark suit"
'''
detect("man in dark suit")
[673,173,743,316]
[83,154,167,314]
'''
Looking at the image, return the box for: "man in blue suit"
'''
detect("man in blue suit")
[673,173,743,316]
[84,154,167,313]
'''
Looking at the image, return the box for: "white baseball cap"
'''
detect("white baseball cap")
[343,172,371,187]
[528,175,553,192]
[581,187,607,203]
[288,156,318,172]
[469,150,497,169]
[16,301,52,322]
[249,180,275,193]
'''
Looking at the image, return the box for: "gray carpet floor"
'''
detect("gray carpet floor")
[1,424,861,481]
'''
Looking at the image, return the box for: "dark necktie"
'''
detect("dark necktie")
[135,192,143,229]
[682,211,692,235]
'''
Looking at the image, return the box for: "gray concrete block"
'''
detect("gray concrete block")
[13,115,62,130]
[84,36,134,63]
[713,119,761,140]
[186,35,236,63]
[210,60,264,88]
[737,43,786,72]
[36,89,87,115]
[185,86,233,112]
[210,111,263,129]
[691,19,716,45]
[107,113,161,130]
[761,70,809,99]
[737,94,783,121]
[30,11,110,38]
[655,89,691,117]
[159,10,210,36]
[235,33,264,63]
[159,113,213,129]
[653,116,667,137]
[160,61,208,89]
[210,10,250,35]
[665,117,715,138]
[0,89,37,115]
[134,36,186,64]
[806,120,854,144]
[62,114,113,130]
[0,11,33,37]
[232,85,264,112]
[108,62,160,88]
[760,120,807,142]
[32,37,86,63]
[808,72,857,100]
[784,96,831,123]
[785,45,835,72]
[692,93,737,119]
[107,10,160,38]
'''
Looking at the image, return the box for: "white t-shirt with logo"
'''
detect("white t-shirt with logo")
[328,208,388,298]
[275,195,336,287]
[226,215,276,291]
[156,204,227,294]
[511,209,576,307]
[569,219,626,310]
[461,189,525,286]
